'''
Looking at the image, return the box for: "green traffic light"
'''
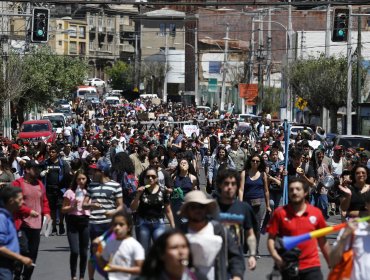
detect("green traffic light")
[338,30,345,37]
[37,29,44,36]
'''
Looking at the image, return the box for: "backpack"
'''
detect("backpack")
[121,172,138,197]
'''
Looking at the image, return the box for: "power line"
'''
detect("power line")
[1,0,369,6]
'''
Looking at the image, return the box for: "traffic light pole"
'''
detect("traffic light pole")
[346,5,352,136]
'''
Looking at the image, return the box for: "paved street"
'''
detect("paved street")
[32,169,338,279]
[34,222,337,280]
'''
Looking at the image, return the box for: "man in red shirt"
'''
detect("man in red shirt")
[267,178,330,280]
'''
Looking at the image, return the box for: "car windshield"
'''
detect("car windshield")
[48,119,64,128]
[338,138,370,151]
[22,123,49,132]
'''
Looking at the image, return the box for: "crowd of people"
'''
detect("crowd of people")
[0,96,370,280]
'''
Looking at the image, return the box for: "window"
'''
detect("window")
[159,23,166,36]
[58,23,62,30]
[69,25,77,37]
[89,41,94,50]
[169,23,176,37]
[79,42,86,55]
[98,17,103,32]
[58,40,62,46]
[69,41,77,54]
[79,26,85,38]
[89,16,94,26]
[107,18,112,29]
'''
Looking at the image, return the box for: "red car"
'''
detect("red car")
[18,119,56,144]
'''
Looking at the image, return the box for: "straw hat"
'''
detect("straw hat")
[178,190,219,218]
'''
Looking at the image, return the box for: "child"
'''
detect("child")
[97,211,145,280]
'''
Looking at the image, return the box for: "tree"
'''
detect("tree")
[140,61,167,96]
[17,46,88,124]
[260,86,281,116]
[105,60,133,91]
[287,54,367,133]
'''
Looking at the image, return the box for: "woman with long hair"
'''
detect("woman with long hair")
[139,229,207,280]
[339,164,370,218]
[62,169,91,280]
[111,152,136,207]
[130,167,175,253]
[239,153,271,255]
[171,158,197,227]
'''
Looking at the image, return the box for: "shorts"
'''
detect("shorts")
[89,223,110,255]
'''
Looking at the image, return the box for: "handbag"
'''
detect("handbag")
[327,235,354,280]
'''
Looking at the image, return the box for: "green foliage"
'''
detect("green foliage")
[105,60,133,90]
[287,54,367,131]
[22,46,88,106]
[260,86,281,115]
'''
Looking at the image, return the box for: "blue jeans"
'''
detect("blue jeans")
[312,193,329,220]
[270,191,282,211]
[0,267,12,280]
[135,217,166,253]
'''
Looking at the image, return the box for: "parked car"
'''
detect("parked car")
[18,120,56,144]
[83,78,105,87]
[334,135,370,151]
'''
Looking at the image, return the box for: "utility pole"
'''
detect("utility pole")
[286,0,293,121]
[266,9,272,87]
[194,27,199,106]
[346,5,353,136]
[134,34,139,89]
[248,17,255,114]
[163,31,168,103]
[1,1,11,140]
[323,4,331,133]
[220,24,229,111]
[357,8,362,134]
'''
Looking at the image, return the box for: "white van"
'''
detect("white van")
[104,96,120,106]
[76,86,98,100]
[42,113,66,134]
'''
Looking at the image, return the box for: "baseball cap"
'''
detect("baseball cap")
[24,160,41,169]
[333,145,343,151]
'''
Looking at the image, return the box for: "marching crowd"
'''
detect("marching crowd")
[0,97,370,280]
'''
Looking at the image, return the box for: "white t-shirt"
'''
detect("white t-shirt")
[102,237,145,280]
[64,126,73,137]
[335,222,370,280]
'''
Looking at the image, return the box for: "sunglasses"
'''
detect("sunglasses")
[90,160,97,163]
[146,175,157,179]
[251,160,260,163]
[189,203,206,210]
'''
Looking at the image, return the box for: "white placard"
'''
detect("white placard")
[183,125,199,137]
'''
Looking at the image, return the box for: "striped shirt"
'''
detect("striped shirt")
[86,180,122,225]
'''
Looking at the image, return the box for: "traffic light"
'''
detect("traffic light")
[332,8,349,42]
[31,8,49,43]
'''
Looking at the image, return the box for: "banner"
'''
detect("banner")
[183,125,200,137]
[208,78,218,93]
[239,83,258,105]
[209,61,222,74]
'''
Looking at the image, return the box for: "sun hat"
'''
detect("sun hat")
[178,190,219,218]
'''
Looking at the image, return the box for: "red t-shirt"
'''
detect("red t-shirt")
[266,203,327,271]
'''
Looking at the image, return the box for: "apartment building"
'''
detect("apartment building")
[48,19,89,57]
